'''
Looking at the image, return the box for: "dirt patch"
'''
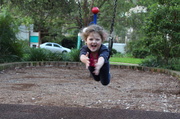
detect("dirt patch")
[0,66,179,113]
[11,83,37,91]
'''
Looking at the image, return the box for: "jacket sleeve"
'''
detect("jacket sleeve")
[99,45,110,63]
[80,45,89,56]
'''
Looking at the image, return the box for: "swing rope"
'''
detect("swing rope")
[108,0,118,56]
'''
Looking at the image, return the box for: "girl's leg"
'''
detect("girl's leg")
[99,62,110,86]
[88,66,100,81]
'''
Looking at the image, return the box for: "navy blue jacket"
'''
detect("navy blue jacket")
[80,44,110,63]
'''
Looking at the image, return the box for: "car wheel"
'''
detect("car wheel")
[62,51,67,54]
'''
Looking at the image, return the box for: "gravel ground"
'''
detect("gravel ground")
[0,66,179,113]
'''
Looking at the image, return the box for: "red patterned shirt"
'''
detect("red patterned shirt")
[89,53,99,67]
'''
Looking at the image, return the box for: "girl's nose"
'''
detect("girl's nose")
[92,40,96,43]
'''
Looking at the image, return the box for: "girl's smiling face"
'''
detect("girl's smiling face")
[86,32,102,53]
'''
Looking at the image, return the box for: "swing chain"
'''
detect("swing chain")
[108,37,114,56]
[109,0,118,56]
[110,0,118,35]
[77,0,83,29]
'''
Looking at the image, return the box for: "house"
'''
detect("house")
[16,25,40,48]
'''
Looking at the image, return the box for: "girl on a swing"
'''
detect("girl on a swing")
[80,24,111,86]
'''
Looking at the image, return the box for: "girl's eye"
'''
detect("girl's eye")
[96,39,100,41]
[89,38,93,41]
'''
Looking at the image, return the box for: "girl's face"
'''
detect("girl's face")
[86,32,102,53]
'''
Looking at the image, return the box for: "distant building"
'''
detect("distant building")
[16,25,40,48]
[16,25,33,40]
[104,43,126,54]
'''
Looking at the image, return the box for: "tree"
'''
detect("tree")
[0,7,23,62]
[9,0,77,41]
[5,0,138,43]
[130,0,180,70]
[144,0,180,59]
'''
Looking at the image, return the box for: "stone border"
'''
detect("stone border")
[0,61,179,80]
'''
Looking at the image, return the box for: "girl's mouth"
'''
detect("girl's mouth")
[91,44,97,48]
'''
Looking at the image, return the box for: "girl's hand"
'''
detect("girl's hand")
[80,52,89,69]
[94,63,101,75]
[94,57,104,75]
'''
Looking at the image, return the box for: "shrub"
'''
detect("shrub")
[23,48,76,62]
[0,55,21,63]
[140,56,161,67]
[126,39,150,58]
[45,52,64,61]
[140,56,180,71]
[111,48,117,56]
[164,58,180,71]
[61,36,77,49]
[24,48,48,61]
[62,49,80,62]
[132,48,150,58]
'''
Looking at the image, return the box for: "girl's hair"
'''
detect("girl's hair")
[80,24,108,42]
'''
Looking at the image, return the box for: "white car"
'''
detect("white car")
[40,42,71,53]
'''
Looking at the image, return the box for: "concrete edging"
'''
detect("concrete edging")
[0,61,179,79]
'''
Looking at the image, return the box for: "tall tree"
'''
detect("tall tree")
[144,0,180,59]
[127,0,180,70]
[9,0,77,41]
[0,7,23,62]
[6,0,137,42]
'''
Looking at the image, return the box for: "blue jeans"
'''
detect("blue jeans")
[88,62,110,86]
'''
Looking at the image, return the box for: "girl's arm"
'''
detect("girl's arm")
[94,45,109,75]
[80,52,90,69]
[80,46,90,69]
[99,45,110,63]
[94,57,105,75]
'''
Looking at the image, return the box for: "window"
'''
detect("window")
[32,45,37,48]
[54,44,60,48]
[46,43,52,46]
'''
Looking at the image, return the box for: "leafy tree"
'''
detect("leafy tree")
[9,0,77,41]
[134,0,180,70]
[2,0,137,43]
[0,7,23,63]
[143,0,180,60]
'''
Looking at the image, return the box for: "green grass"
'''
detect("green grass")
[110,57,143,64]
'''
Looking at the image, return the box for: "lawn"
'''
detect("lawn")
[109,57,143,64]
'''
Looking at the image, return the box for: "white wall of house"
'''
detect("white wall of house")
[104,43,126,54]
[16,25,34,40]
[16,25,40,47]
